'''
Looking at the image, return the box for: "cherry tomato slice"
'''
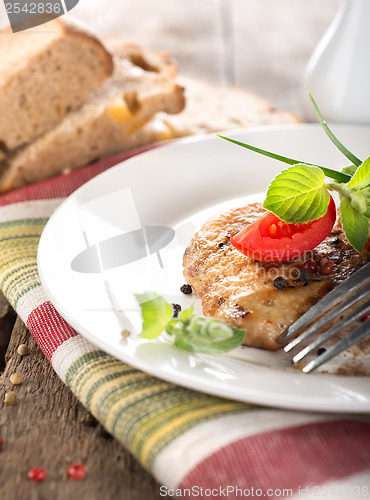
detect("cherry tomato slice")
[230,195,336,262]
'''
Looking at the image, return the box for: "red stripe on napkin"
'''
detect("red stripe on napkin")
[179,419,370,497]
[0,144,160,207]
[27,301,78,361]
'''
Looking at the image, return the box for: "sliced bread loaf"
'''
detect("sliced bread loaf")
[0,72,301,192]
[0,42,301,192]
[99,76,301,152]
[0,17,113,151]
[0,39,185,191]
[154,76,301,136]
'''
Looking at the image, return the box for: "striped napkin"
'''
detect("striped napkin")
[0,147,369,499]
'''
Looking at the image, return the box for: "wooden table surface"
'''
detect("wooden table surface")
[0,1,340,499]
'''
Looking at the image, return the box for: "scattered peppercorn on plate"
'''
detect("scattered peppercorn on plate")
[38,124,370,413]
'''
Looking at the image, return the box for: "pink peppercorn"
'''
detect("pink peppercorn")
[27,467,47,481]
[319,258,334,275]
[303,259,318,274]
[68,463,86,480]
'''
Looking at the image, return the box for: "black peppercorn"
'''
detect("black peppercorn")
[172,303,182,318]
[180,284,193,295]
[273,276,287,290]
[317,347,327,356]
[298,268,312,286]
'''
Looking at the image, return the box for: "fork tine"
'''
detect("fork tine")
[283,280,370,352]
[292,299,370,363]
[278,261,370,345]
[301,317,370,373]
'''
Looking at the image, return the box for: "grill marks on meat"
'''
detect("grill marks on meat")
[183,204,370,350]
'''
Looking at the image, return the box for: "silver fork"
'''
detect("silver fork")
[278,261,370,373]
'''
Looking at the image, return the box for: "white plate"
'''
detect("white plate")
[38,124,370,413]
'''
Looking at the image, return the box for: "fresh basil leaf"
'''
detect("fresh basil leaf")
[136,293,245,354]
[201,329,245,353]
[349,190,368,215]
[263,164,330,223]
[340,198,369,253]
[170,316,245,354]
[173,328,245,354]
[363,190,370,218]
[165,318,181,336]
[341,164,357,176]
[308,93,362,167]
[136,292,173,339]
[179,303,194,321]
[173,335,193,352]
[347,157,370,190]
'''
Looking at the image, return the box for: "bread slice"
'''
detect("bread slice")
[152,76,302,137]
[0,39,185,191]
[0,17,113,152]
[111,76,301,147]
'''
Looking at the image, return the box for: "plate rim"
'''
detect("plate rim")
[38,123,370,413]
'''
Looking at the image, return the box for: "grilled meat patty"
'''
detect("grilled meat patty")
[183,203,370,350]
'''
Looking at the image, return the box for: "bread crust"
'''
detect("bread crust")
[60,17,114,77]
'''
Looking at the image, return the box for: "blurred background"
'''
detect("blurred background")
[0,0,341,115]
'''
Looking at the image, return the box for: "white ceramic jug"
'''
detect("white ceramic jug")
[302,0,370,123]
